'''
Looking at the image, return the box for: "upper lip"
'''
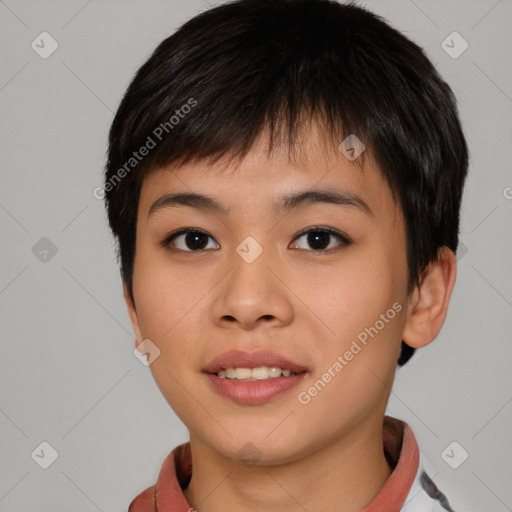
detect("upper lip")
[202,350,308,374]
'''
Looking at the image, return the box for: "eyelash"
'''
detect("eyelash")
[160,226,352,253]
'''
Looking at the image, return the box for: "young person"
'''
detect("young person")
[103,1,469,510]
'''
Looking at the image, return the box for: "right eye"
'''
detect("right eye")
[160,229,220,252]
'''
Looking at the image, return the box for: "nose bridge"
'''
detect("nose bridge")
[211,234,292,328]
[229,234,273,300]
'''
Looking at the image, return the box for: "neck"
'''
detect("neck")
[183,417,393,512]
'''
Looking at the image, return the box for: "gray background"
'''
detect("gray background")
[0,0,511,510]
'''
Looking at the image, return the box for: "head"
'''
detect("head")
[103,0,468,462]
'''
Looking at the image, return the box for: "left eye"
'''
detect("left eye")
[162,229,219,252]
[161,227,351,252]
[290,227,351,251]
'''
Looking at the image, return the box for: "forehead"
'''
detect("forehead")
[138,122,398,222]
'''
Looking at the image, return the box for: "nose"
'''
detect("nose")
[211,243,294,330]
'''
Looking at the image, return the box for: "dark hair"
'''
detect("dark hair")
[104,0,469,366]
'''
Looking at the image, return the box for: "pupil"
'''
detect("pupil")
[186,231,208,250]
[308,231,329,250]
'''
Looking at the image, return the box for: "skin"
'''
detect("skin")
[124,121,457,512]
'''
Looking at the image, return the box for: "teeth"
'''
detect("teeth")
[235,368,252,380]
[216,366,298,380]
[269,367,282,378]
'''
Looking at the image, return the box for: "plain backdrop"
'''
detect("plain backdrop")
[0,0,511,510]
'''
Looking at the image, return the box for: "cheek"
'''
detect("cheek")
[132,244,205,335]
[302,252,403,339]
[296,238,407,394]
[294,257,405,422]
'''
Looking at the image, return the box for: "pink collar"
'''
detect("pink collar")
[129,416,420,512]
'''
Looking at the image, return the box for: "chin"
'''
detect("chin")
[200,427,308,467]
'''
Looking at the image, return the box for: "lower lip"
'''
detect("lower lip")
[204,372,308,405]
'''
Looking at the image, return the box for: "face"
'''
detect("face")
[126,123,412,465]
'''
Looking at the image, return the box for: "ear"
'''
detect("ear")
[123,283,144,347]
[402,246,457,349]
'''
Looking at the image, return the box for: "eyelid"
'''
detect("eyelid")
[293,226,351,242]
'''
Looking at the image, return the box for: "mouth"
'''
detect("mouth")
[202,349,308,376]
[215,366,303,380]
[202,350,309,405]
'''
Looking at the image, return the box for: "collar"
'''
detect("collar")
[129,416,420,512]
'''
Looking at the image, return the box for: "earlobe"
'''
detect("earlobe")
[402,246,457,349]
[123,283,144,346]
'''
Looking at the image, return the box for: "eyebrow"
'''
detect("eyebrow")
[148,187,373,218]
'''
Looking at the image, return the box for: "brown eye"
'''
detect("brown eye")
[291,227,351,251]
[162,229,219,252]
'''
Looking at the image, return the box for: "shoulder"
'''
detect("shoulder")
[128,485,156,512]
[402,452,457,512]
[127,442,191,511]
